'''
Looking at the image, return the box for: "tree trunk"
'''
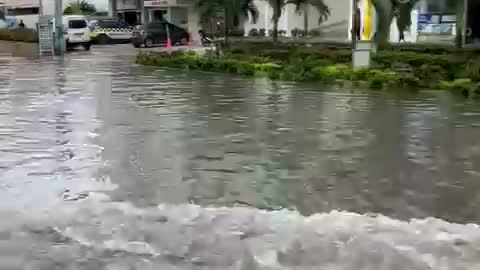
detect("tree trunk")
[224,7,229,47]
[272,17,279,42]
[272,0,281,43]
[303,2,309,37]
[351,0,357,49]
[455,0,466,48]
[371,0,394,49]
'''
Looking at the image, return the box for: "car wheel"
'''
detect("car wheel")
[144,38,154,48]
[65,41,72,51]
[97,34,110,45]
[83,43,91,51]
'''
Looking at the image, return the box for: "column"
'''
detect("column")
[187,6,201,45]
[109,0,118,18]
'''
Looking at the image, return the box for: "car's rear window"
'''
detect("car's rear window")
[69,20,87,29]
[146,23,166,31]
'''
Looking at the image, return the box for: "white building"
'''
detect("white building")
[111,0,201,42]
[244,0,351,40]
[244,0,456,44]
[0,0,56,28]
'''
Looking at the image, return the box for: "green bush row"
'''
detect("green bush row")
[0,28,38,43]
[136,51,480,97]
[231,47,480,89]
[138,52,421,89]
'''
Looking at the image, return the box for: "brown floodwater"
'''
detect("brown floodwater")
[0,48,479,269]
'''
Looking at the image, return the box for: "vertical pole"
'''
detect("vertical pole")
[39,0,43,15]
[351,0,357,49]
[265,3,269,36]
[303,2,309,37]
[462,0,468,47]
[54,0,64,56]
[363,0,373,40]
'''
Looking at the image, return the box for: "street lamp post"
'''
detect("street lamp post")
[54,0,64,56]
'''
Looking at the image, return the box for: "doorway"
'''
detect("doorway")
[120,11,139,26]
[151,9,168,22]
[467,0,480,44]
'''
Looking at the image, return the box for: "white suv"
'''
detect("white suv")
[63,15,91,51]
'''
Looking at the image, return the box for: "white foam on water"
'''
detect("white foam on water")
[20,194,479,270]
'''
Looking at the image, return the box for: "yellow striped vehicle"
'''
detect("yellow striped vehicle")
[88,19,133,44]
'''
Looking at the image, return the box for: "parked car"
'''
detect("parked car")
[62,15,91,51]
[131,21,189,48]
[89,19,132,44]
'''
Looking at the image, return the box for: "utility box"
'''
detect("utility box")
[352,41,372,69]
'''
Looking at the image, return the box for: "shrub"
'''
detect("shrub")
[228,29,244,37]
[0,29,13,41]
[278,30,287,36]
[136,49,478,95]
[0,28,38,43]
[350,68,370,81]
[416,64,449,87]
[291,28,301,38]
[465,57,480,81]
[393,73,421,88]
[312,64,351,82]
[259,28,266,37]
[248,28,259,37]
[308,29,321,37]
[366,70,396,89]
[438,78,474,97]
[251,56,273,64]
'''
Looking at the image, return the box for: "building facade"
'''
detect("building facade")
[243,0,351,40]
[0,0,57,28]
[111,0,201,42]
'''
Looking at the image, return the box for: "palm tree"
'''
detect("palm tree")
[63,0,97,15]
[370,0,394,46]
[266,0,330,42]
[373,0,469,48]
[196,0,259,45]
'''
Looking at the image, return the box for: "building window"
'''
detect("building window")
[8,7,39,16]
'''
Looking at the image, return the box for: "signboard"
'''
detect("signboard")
[144,0,170,7]
[144,0,191,7]
[418,13,456,35]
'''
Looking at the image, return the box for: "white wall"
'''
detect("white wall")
[117,0,137,10]
[187,6,200,45]
[41,0,55,15]
[389,10,419,43]
[243,0,350,38]
[15,14,38,28]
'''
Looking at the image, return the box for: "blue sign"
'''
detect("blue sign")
[418,13,434,31]
[418,13,433,23]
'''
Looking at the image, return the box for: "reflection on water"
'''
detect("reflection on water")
[0,50,480,269]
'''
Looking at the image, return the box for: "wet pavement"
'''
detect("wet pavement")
[0,46,480,269]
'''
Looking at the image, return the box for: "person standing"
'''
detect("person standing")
[19,20,25,28]
[354,7,361,40]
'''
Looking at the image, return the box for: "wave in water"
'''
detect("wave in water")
[10,193,478,270]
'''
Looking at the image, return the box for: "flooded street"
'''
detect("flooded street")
[1,47,480,269]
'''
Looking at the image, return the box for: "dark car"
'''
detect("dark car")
[131,22,189,48]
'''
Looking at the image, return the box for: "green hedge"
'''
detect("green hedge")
[0,28,38,43]
[136,50,480,98]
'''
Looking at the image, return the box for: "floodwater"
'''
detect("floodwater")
[0,47,480,269]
